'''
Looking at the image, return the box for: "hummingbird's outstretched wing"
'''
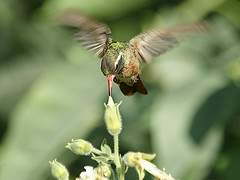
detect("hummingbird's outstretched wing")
[129,22,207,63]
[58,10,111,58]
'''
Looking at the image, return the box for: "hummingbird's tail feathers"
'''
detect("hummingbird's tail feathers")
[119,83,136,96]
[135,77,148,95]
[119,77,148,96]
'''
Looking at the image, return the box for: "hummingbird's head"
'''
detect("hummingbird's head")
[101,51,124,96]
[101,52,124,76]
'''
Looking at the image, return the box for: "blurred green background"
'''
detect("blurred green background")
[0,0,240,179]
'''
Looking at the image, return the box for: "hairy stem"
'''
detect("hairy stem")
[113,134,124,180]
[114,135,120,167]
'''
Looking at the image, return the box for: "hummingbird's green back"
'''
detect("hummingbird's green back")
[106,42,128,57]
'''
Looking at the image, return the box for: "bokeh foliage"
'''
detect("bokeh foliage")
[0,0,240,179]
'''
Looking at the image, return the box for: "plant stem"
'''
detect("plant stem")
[92,148,102,155]
[114,135,120,167]
[113,134,124,180]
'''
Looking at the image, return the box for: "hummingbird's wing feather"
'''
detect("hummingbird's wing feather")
[58,10,111,58]
[130,22,207,63]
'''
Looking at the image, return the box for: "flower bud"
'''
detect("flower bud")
[104,96,122,136]
[95,164,111,178]
[123,152,141,167]
[123,152,175,180]
[123,152,156,167]
[66,139,93,155]
[49,159,69,180]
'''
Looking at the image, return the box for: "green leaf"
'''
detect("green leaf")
[41,0,150,19]
[92,155,110,164]
[214,146,240,180]
[151,72,226,180]
[153,0,226,26]
[0,56,105,180]
[217,0,240,28]
[0,1,14,26]
[101,144,112,156]
[190,84,240,143]
[0,59,49,114]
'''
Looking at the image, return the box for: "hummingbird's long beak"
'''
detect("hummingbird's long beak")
[107,74,115,96]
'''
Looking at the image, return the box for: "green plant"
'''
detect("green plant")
[49,96,174,180]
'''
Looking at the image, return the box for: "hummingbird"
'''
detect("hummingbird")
[59,11,206,96]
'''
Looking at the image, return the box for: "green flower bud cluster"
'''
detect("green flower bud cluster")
[49,96,175,180]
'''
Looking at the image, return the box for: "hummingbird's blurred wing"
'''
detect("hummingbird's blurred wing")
[129,22,207,63]
[58,10,111,58]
